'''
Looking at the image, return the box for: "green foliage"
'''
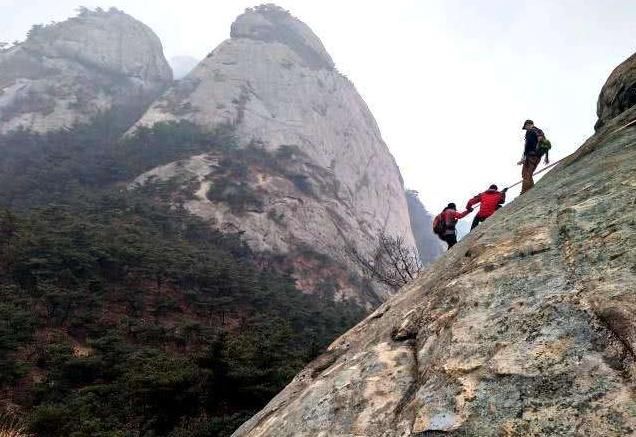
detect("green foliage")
[0,292,36,385]
[0,119,235,209]
[0,195,363,436]
[0,120,364,436]
[206,178,263,214]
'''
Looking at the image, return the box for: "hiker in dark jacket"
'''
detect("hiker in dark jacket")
[433,203,470,249]
[518,119,547,194]
[466,185,507,230]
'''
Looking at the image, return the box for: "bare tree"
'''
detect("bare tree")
[347,232,422,290]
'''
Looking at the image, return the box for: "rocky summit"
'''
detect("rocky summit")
[233,53,636,436]
[596,52,636,130]
[133,5,420,305]
[0,8,172,134]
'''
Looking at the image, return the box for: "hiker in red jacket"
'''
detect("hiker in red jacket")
[466,185,507,230]
[433,203,471,249]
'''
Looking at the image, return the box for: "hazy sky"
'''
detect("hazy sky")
[1,0,635,213]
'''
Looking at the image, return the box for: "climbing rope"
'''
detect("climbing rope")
[504,159,563,190]
[609,117,636,135]
[504,117,636,191]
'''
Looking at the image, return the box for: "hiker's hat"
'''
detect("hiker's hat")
[522,119,534,129]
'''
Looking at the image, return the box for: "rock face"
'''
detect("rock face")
[0,8,172,134]
[233,56,636,436]
[596,52,636,129]
[133,5,416,304]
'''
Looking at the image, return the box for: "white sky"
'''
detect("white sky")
[1,0,635,213]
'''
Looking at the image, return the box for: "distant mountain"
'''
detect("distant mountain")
[0,5,446,435]
[0,7,172,134]
[405,190,444,263]
[170,55,199,79]
[131,4,421,306]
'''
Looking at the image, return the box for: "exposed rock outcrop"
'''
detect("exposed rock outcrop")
[132,5,417,305]
[233,54,636,436]
[596,52,636,130]
[0,8,172,133]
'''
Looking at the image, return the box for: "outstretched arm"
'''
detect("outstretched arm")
[466,194,481,211]
[457,210,471,219]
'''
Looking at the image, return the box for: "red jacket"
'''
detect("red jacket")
[467,189,506,218]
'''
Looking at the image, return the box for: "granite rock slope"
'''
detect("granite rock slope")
[0,8,172,133]
[233,56,636,437]
[133,5,417,304]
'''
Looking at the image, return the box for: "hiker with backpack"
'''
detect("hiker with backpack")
[433,203,471,249]
[518,119,551,194]
[466,185,507,230]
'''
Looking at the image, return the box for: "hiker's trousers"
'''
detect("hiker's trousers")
[441,233,457,249]
[521,155,541,194]
[471,215,487,230]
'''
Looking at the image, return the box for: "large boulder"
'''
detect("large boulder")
[233,55,636,436]
[596,52,636,129]
[0,7,172,134]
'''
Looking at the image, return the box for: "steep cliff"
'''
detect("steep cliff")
[132,5,417,305]
[0,8,172,134]
[233,55,636,436]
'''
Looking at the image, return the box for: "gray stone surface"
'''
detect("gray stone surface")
[596,52,636,130]
[233,55,636,436]
[132,5,417,305]
[0,8,172,133]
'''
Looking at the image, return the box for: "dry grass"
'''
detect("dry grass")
[0,413,31,437]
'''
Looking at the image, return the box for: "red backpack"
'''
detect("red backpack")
[432,212,447,238]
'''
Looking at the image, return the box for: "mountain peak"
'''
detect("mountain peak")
[132,5,417,307]
[230,3,334,70]
[0,8,172,133]
[21,7,172,82]
[596,52,636,130]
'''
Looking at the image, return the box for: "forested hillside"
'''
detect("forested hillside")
[0,120,364,436]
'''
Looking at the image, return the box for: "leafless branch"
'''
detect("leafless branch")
[346,232,422,290]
